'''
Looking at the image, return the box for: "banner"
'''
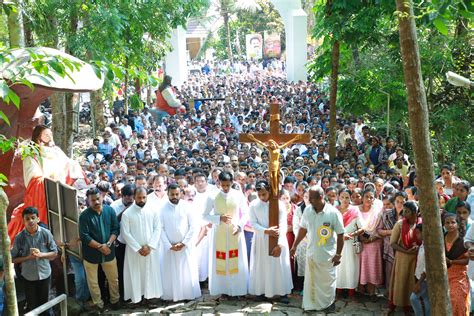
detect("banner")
[264,32,281,58]
[246,34,263,60]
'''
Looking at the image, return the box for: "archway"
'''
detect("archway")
[164,0,308,85]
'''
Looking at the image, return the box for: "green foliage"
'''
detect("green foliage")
[210,0,284,60]
[309,0,473,180]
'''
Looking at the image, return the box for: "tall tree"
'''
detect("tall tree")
[0,188,18,315]
[328,40,339,160]
[395,0,452,313]
[6,0,24,48]
[218,0,235,60]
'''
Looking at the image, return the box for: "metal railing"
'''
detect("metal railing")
[24,294,67,316]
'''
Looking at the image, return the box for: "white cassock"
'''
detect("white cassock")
[121,203,163,303]
[160,200,201,301]
[249,199,293,297]
[147,192,167,212]
[203,188,249,296]
[193,189,215,282]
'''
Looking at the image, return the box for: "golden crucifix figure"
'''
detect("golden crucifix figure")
[246,134,303,197]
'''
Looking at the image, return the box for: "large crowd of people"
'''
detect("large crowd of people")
[4,60,474,315]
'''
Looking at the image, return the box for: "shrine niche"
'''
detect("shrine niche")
[0,47,103,217]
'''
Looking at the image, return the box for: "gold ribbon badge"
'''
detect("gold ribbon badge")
[317,226,332,246]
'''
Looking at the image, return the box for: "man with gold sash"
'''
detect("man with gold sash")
[203,171,249,297]
[290,186,344,313]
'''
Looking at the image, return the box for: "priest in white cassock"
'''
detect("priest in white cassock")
[147,175,168,210]
[121,187,163,304]
[193,172,215,282]
[160,183,201,301]
[249,181,293,303]
[290,186,344,313]
[203,171,249,297]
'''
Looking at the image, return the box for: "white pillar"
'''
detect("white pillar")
[164,26,188,88]
[271,0,308,82]
[285,9,307,82]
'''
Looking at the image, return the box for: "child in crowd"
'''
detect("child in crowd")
[410,224,430,316]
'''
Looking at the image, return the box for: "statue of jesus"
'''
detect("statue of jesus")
[246,134,303,197]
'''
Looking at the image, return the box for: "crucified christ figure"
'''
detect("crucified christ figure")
[247,134,303,197]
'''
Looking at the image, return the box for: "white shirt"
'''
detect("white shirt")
[414,244,425,279]
[300,203,344,263]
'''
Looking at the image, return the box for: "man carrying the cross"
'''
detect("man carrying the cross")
[203,171,249,297]
[248,180,293,302]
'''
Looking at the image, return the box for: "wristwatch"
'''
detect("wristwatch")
[106,241,112,248]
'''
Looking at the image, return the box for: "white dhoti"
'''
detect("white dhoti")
[303,258,336,311]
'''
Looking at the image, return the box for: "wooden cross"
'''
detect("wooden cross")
[239,102,311,254]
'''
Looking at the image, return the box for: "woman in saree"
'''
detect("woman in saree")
[444,213,470,316]
[389,201,422,315]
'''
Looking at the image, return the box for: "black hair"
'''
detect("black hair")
[361,188,375,198]
[444,213,466,237]
[403,200,419,214]
[283,176,296,184]
[218,171,233,182]
[134,186,147,196]
[86,187,100,197]
[394,190,408,200]
[168,183,180,191]
[23,206,39,218]
[456,200,471,214]
[255,180,270,191]
[122,184,136,197]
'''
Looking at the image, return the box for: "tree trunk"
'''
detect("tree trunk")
[0,188,18,315]
[50,92,73,156]
[63,93,76,157]
[22,9,34,47]
[51,92,68,150]
[395,0,452,314]
[123,57,129,116]
[328,40,339,161]
[7,0,24,48]
[51,91,74,157]
[352,46,360,68]
[146,84,152,106]
[223,12,233,61]
[91,89,106,131]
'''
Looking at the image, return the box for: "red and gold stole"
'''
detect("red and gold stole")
[215,192,239,275]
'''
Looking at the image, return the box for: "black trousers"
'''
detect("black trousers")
[115,241,126,300]
[24,276,51,316]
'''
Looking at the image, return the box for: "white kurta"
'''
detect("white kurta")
[300,203,344,311]
[203,189,249,296]
[249,199,293,297]
[121,203,163,303]
[160,201,201,301]
[147,192,167,213]
[335,216,362,289]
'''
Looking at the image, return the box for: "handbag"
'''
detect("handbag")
[352,224,363,254]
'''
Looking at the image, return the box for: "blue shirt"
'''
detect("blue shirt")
[11,226,58,281]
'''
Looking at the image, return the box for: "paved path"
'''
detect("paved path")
[73,290,409,315]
